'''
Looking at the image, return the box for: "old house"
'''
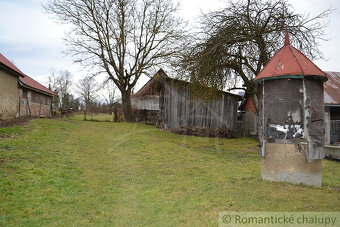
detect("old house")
[255,31,327,186]
[132,69,242,130]
[0,53,57,120]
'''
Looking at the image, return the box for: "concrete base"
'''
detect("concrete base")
[325,145,340,160]
[262,143,322,187]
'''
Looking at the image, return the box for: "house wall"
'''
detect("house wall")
[0,69,19,120]
[159,79,238,130]
[19,88,52,117]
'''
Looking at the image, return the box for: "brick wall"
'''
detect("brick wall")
[19,89,52,117]
[244,97,256,113]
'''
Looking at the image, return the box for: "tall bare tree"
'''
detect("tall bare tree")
[179,0,331,112]
[76,76,100,119]
[44,0,187,121]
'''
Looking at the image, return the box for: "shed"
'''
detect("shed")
[132,69,242,130]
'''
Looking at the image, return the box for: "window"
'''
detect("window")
[22,89,28,99]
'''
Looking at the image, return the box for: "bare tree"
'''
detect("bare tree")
[44,0,187,121]
[102,80,116,106]
[179,0,331,112]
[76,76,100,119]
[48,69,73,109]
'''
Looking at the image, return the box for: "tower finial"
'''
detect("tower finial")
[284,29,290,46]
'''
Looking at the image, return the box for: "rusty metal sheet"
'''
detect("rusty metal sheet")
[324,71,340,105]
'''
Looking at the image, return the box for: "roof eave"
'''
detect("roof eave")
[19,81,58,97]
[324,104,340,107]
[254,74,328,84]
[0,63,25,78]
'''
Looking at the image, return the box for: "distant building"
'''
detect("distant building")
[0,53,57,120]
[132,69,242,130]
[238,94,258,136]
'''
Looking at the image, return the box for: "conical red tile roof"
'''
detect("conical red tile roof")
[254,31,327,82]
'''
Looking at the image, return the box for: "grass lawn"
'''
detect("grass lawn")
[0,116,339,226]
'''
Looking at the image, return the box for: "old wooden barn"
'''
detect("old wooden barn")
[132,69,241,130]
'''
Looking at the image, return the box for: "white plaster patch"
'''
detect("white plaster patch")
[268,124,304,139]
[289,109,301,123]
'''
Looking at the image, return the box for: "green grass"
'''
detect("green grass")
[0,125,25,137]
[0,116,339,226]
[72,113,115,122]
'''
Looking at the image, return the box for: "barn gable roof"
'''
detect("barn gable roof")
[132,69,168,97]
[133,69,242,100]
[254,31,327,83]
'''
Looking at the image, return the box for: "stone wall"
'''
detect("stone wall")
[0,69,19,120]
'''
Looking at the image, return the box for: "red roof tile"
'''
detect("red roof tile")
[0,53,25,77]
[254,31,327,82]
[1,52,57,96]
[19,75,58,96]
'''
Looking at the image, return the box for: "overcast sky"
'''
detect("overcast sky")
[0,0,339,93]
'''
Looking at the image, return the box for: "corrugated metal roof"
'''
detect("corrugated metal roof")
[324,71,340,105]
[254,31,327,82]
[0,52,57,96]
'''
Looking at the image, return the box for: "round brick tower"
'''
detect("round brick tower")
[254,31,328,187]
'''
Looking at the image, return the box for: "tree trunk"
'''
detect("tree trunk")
[113,107,118,122]
[121,89,134,122]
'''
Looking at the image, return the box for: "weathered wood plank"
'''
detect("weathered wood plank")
[161,80,238,130]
